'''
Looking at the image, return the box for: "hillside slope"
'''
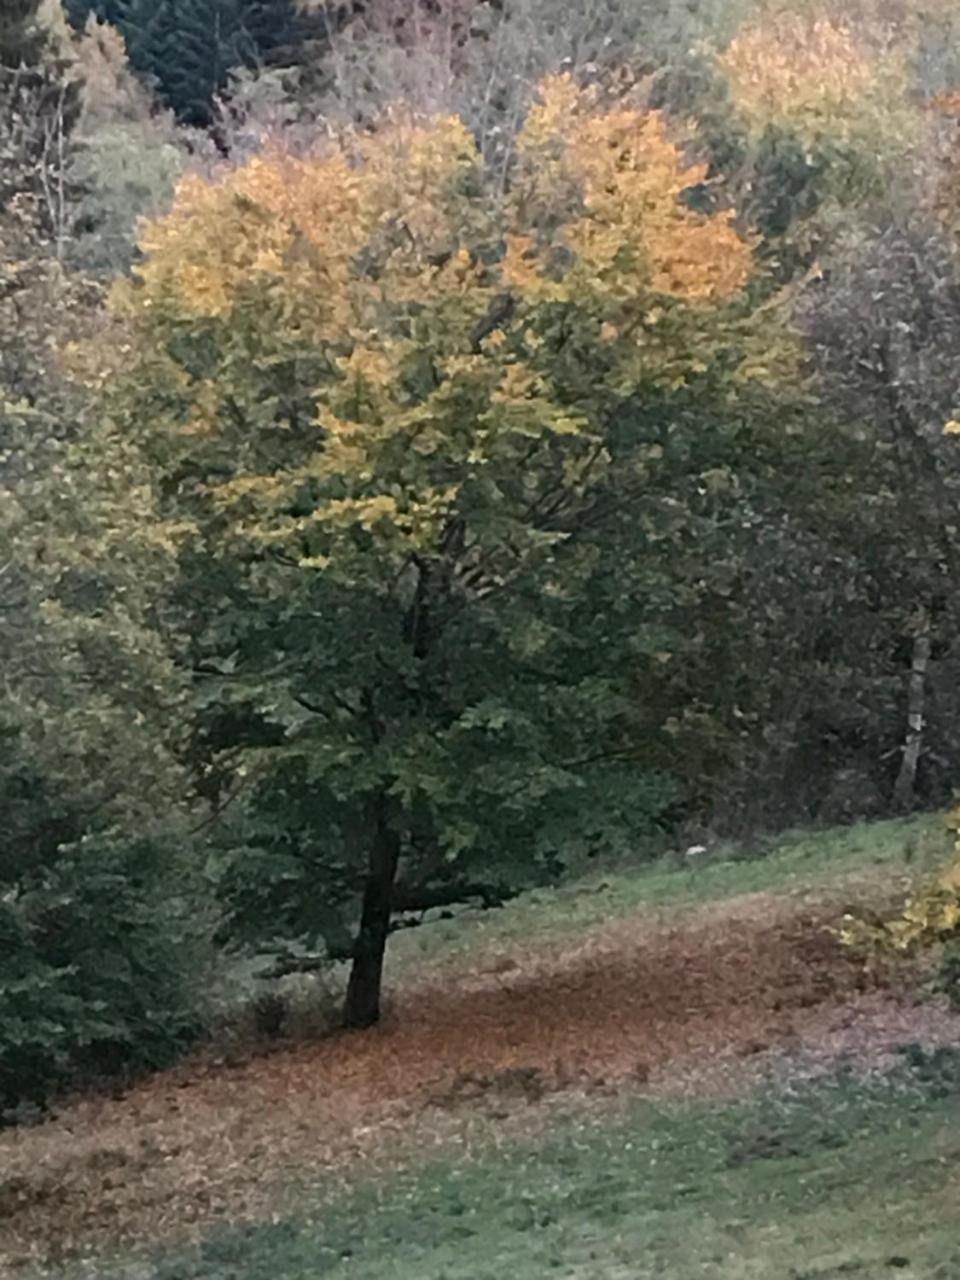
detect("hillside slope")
[5,817,960,1275]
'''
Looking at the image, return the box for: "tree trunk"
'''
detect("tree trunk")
[342,793,401,1030]
[341,537,441,1030]
[892,607,931,811]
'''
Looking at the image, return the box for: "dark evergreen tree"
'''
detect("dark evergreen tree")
[63,0,137,30]
[133,0,239,126]
[0,0,47,68]
[64,0,338,125]
[240,0,334,69]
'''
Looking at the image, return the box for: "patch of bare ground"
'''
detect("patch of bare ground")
[1,883,957,1272]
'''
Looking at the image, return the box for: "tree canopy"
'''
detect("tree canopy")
[94,75,760,1025]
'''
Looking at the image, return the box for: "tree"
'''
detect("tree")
[65,17,187,274]
[0,0,203,1115]
[64,0,335,125]
[712,14,917,273]
[1,0,49,68]
[63,0,137,27]
[96,76,761,1028]
[791,212,960,811]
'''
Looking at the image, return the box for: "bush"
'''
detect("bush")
[839,808,960,1001]
[0,831,212,1121]
[200,956,344,1052]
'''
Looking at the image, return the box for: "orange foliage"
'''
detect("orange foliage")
[509,77,751,306]
[137,76,750,332]
[717,16,910,149]
[122,76,754,568]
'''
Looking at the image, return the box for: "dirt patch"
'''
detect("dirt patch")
[1,888,957,1272]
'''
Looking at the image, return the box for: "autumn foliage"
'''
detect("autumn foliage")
[717,16,905,149]
[92,76,760,1027]
[125,76,751,575]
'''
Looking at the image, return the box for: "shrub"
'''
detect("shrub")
[199,962,345,1056]
[0,831,211,1120]
[839,807,960,1002]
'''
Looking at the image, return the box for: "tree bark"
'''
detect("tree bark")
[342,792,401,1030]
[892,607,931,811]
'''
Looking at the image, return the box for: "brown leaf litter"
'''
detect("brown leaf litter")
[1,885,958,1272]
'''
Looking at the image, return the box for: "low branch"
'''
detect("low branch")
[292,690,363,720]
[186,764,261,835]
[257,951,348,977]
[255,883,517,979]
[392,877,513,914]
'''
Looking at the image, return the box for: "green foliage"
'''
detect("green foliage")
[0,0,48,68]
[64,0,331,124]
[935,940,960,1007]
[63,0,143,32]
[0,3,198,1113]
[7,0,960,1100]
[140,0,247,126]
[65,17,186,274]
[68,117,183,271]
[0,831,210,1119]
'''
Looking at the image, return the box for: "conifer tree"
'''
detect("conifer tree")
[64,0,333,125]
[139,0,240,126]
[1,0,48,69]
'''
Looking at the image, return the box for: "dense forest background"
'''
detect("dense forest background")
[5,0,960,1117]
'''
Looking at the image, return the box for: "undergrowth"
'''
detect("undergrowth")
[840,809,960,1007]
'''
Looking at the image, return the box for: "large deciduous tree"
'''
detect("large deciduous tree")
[96,75,761,1028]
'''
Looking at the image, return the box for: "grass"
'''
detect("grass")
[71,1047,960,1280]
[386,813,946,977]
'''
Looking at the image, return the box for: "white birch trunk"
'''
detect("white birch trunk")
[892,607,931,810]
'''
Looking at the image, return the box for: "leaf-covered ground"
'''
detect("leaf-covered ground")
[4,817,960,1276]
[84,1054,960,1279]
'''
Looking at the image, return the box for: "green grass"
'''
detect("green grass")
[387,814,946,976]
[73,1047,960,1280]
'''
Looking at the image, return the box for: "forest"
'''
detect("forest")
[5,3,960,1270]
